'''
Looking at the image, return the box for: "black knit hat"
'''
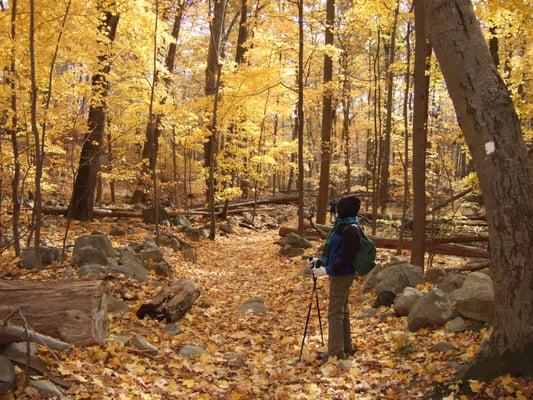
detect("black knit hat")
[336,195,361,218]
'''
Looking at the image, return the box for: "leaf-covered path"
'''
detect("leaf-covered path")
[4,221,532,399]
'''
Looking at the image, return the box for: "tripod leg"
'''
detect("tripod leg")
[315,286,324,346]
[298,278,317,362]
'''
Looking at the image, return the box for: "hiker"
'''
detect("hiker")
[309,195,362,360]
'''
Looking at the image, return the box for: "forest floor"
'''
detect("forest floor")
[1,212,532,400]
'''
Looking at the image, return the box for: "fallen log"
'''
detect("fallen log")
[0,280,108,347]
[137,279,199,322]
[445,260,490,272]
[191,194,299,212]
[371,237,489,258]
[0,324,73,351]
[432,235,488,244]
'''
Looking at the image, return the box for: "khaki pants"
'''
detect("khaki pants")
[328,274,355,358]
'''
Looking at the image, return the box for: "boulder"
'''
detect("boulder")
[169,238,182,251]
[139,240,164,262]
[282,245,305,258]
[4,342,37,358]
[74,233,116,258]
[224,353,246,369]
[179,344,207,358]
[424,267,446,284]
[444,317,467,333]
[433,342,456,352]
[79,263,109,277]
[142,203,169,224]
[408,288,453,331]
[0,356,15,394]
[362,264,384,292]
[393,287,423,317]
[74,245,108,267]
[63,266,77,278]
[20,246,63,269]
[132,334,159,356]
[29,379,65,399]
[172,215,193,229]
[186,228,209,241]
[451,272,494,323]
[242,212,255,225]
[374,263,423,295]
[238,299,267,315]
[284,233,312,249]
[108,296,129,314]
[152,261,172,277]
[163,324,183,336]
[118,248,148,281]
[437,272,466,293]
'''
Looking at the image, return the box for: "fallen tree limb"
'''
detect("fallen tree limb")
[445,260,490,272]
[371,237,489,258]
[0,280,108,346]
[190,194,299,212]
[431,235,489,244]
[0,323,73,351]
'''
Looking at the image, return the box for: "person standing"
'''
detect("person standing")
[310,195,362,360]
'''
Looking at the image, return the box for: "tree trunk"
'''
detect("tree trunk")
[8,0,21,257]
[69,6,119,220]
[427,0,533,380]
[316,0,335,224]
[235,0,249,64]
[296,0,305,232]
[0,280,108,347]
[410,0,431,267]
[379,0,400,212]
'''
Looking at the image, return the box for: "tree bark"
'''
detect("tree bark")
[296,0,305,233]
[410,0,431,267]
[316,0,335,224]
[69,5,119,220]
[427,0,533,379]
[0,280,108,347]
[379,0,400,212]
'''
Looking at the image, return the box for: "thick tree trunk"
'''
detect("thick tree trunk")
[69,7,119,220]
[427,0,533,379]
[0,280,108,347]
[316,0,335,224]
[296,0,305,233]
[410,0,431,267]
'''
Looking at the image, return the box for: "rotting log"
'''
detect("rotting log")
[0,280,108,347]
[0,324,73,351]
[137,279,199,322]
[445,260,490,272]
[371,237,489,258]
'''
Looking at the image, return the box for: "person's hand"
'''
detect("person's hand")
[312,266,327,278]
[307,257,321,271]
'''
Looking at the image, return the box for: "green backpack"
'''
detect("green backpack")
[350,225,376,276]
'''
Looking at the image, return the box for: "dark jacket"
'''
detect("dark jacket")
[326,224,361,276]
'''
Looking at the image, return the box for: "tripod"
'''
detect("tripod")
[298,275,325,361]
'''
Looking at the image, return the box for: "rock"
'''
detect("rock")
[182,248,197,262]
[29,379,65,399]
[169,238,182,251]
[179,344,207,358]
[362,265,384,292]
[163,324,183,336]
[224,353,246,369]
[74,233,116,257]
[108,296,129,314]
[63,266,77,278]
[393,287,423,317]
[109,225,126,236]
[425,267,446,284]
[111,335,131,345]
[128,242,143,253]
[433,342,456,352]
[356,308,378,320]
[172,215,193,229]
[451,272,494,323]
[153,261,172,277]
[79,263,106,277]
[437,272,466,293]
[139,240,164,262]
[186,228,208,241]
[388,255,408,265]
[374,263,423,295]
[219,223,236,234]
[238,299,267,315]
[132,334,159,356]
[74,245,108,267]
[142,203,169,224]
[242,212,255,225]
[4,342,37,358]
[444,317,467,333]
[338,359,352,372]
[282,245,305,258]
[372,291,396,308]
[20,246,64,269]
[465,320,485,333]
[0,356,15,394]
[158,235,171,246]
[284,233,312,249]
[118,248,148,281]
[408,288,453,331]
